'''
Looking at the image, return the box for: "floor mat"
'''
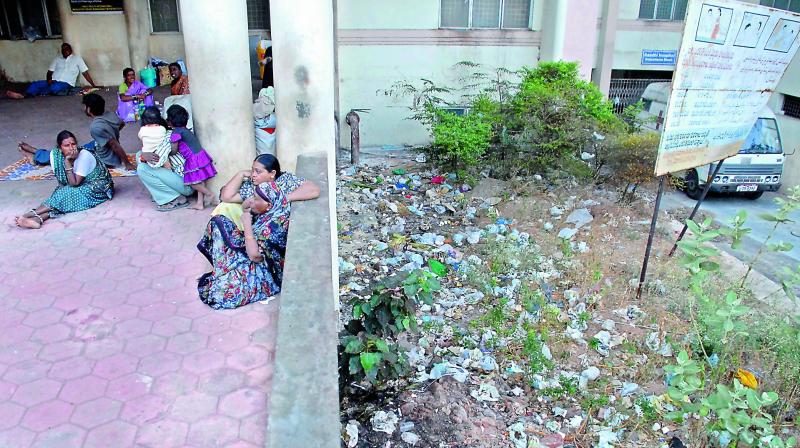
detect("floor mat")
[0,154,138,181]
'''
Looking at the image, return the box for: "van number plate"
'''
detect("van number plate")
[736,184,758,192]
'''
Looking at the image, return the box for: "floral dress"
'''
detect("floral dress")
[197,182,290,309]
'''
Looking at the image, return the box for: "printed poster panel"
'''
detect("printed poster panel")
[653,0,800,177]
[69,0,123,14]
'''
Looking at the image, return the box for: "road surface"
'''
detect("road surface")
[662,190,800,295]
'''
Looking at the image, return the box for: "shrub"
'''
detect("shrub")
[430,108,492,170]
[339,268,443,386]
[600,132,660,203]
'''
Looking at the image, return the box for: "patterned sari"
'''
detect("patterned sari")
[43,149,114,215]
[197,182,290,309]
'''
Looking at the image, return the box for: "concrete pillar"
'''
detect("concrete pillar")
[592,0,620,96]
[124,0,151,70]
[178,0,256,192]
[55,0,76,48]
[539,0,568,62]
[270,0,337,173]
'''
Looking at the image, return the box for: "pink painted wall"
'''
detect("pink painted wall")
[563,0,601,80]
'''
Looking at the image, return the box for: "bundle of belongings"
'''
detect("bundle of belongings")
[254,87,276,156]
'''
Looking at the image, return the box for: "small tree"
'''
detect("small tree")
[601,131,660,203]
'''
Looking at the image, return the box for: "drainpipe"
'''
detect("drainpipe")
[346,109,369,165]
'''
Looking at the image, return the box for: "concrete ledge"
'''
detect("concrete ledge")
[268,153,339,447]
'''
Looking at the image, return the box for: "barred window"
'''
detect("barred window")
[760,0,800,13]
[0,0,60,40]
[639,0,689,20]
[149,0,180,33]
[246,0,271,30]
[441,0,531,29]
[783,94,800,119]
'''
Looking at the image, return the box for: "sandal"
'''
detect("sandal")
[156,198,190,212]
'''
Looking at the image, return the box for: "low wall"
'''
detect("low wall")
[267,153,339,447]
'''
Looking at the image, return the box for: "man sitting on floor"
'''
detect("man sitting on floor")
[25,43,97,97]
[17,93,135,171]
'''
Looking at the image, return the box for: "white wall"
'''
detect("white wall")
[338,44,538,147]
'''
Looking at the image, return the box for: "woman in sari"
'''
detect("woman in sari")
[197,182,290,309]
[15,130,114,229]
[214,154,319,229]
[117,67,154,123]
[169,63,190,96]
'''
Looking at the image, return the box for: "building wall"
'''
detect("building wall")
[336,0,543,147]
[338,44,538,147]
[149,34,185,63]
[0,40,62,82]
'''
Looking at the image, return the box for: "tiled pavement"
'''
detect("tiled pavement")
[0,177,277,448]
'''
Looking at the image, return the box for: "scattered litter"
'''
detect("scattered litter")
[565,208,593,229]
[557,228,578,240]
[370,411,398,434]
[508,422,527,448]
[428,362,469,383]
[579,366,601,390]
[343,420,359,447]
[470,383,501,402]
[401,431,420,446]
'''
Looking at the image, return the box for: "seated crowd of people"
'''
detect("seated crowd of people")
[10,42,319,310]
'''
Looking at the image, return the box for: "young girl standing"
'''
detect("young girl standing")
[166,105,218,209]
[138,107,182,174]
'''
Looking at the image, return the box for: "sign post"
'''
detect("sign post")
[636,0,800,297]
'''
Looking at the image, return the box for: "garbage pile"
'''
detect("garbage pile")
[337,158,682,448]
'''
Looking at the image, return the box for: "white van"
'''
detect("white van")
[639,82,789,200]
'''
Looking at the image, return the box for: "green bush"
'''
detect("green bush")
[430,108,492,169]
[339,268,443,386]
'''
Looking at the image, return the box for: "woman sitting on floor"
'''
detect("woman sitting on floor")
[15,130,114,229]
[116,67,154,123]
[197,181,290,309]
[213,154,319,229]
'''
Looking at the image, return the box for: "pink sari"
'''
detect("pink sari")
[116,80,154,122]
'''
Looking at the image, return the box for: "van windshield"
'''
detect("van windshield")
[739,118,783,155]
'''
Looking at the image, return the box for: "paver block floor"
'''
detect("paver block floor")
[0,177,277,448]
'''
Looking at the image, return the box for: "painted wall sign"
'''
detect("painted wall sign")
[641,49,678,65]
[69,0,123,14]
[654,0,800,176]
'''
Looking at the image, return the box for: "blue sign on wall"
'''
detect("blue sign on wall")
[641,50,678,66]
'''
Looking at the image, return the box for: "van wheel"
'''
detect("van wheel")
[743,191,764,200]
[684,170,702,200]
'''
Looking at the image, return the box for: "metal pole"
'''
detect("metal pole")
[637,176,666,300]
[668,159,726,257]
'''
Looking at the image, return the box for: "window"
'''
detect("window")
[760,0,800,13]
[0,0,60,40]
[149,0,180,33]
[783,94,800,119]
[440,0,531,29]
[246,0,271,30]
[638,0,689,20]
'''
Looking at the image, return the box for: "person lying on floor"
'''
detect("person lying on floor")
[15,130,114,230]
[17,93,134,170]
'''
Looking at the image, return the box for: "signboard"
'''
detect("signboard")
[653,0,800,176]
[642,49,678,65]
[69,0,123,14]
